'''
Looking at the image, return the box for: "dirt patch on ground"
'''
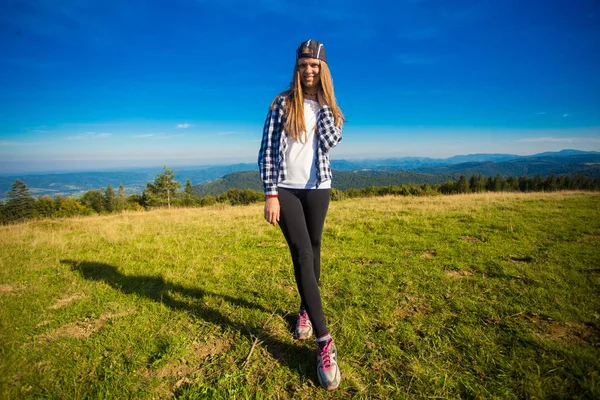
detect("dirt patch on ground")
[192,337,231,360]
[445,270,473,278]
[154,363,197,380]
[39,311,132,341]
[138,336,233,398]
[421,250,437,259]
[48,293,86,310]
[41,317,105,341]
[461,236,481,243]
[0,284,15,293]
[526,315,599,346]
[395,296,428,319]
[0,284,23,296]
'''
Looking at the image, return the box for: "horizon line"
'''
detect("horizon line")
[0,148,598,176]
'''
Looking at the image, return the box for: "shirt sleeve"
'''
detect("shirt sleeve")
[316,105,342,152]
[258,97,283,196]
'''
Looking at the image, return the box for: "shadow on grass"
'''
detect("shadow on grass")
[61,259,315,383]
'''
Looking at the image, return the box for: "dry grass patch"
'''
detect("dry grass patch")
[192,336,232,360]
[257,242,287,248]
[461,235,481,243]
[445,270,473,278]
[0,284,16,293]
[38,311,132,341]
[527,316,600,346]
[584,234,600,240]
[396,296,429,319]
[40,316,105,341]
[421,250,437,258]
[48,293,86,310]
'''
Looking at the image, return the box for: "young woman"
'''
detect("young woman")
[258,39,344,390]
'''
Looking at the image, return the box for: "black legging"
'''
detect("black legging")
[278,187,331,338]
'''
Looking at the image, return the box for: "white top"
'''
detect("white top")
[278,100,332,190]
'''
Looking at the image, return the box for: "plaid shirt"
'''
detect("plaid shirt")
[258,95,342,196]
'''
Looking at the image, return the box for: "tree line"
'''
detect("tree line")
[1,167,599,224]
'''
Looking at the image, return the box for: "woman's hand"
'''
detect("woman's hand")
[264,197,280,226]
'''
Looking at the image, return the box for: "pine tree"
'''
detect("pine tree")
[145,166,181,209]
[183,179,195,206]
[493,173,505,192]
[457,175,470,193]
[5,179,35,222]
[506,176,519,191]
[469,174,478,193]
[184,179,194,197]
[116,183,127,212]
[104,184,116,212]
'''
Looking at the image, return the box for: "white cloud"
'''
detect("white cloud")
[563,113,570,117]
[133,134,158,138]
[65,132,111,140]
[176,123,191,129]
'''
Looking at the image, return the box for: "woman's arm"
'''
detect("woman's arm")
[316,105,342,152]
[258,97,284,197]
[258,97,284,226]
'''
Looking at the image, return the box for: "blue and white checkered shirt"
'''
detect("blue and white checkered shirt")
[258,95,342,196]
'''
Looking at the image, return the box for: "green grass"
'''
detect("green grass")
[1,192,599,399]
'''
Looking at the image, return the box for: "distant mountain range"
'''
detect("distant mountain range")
[330,149,600,171]
[1,150,599,200]
[0,163,256,200]
[194,150,600,196]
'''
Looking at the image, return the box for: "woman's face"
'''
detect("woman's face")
[297,57,321,90]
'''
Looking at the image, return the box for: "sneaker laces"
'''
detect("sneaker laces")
[319,341,333,371]
[298,311,310,328]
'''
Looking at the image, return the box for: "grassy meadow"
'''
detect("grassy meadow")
[1,192,599,399]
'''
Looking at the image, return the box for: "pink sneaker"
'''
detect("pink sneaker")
[317,339,341,390]
[294,310,313,339]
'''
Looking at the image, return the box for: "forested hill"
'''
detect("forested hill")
[415,154,600,177]
[3,152,598,200]
[193,170,457,197]
[193,153,600,197]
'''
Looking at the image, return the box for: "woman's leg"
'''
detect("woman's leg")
[296,189,331,313]
[302,188,331,287]
[278,188,329,337]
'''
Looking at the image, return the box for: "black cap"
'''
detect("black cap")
[296,39,327,63]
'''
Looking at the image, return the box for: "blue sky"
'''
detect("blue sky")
[1,0,599,173]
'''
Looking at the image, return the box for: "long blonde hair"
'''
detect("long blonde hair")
[271,61,345,142]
